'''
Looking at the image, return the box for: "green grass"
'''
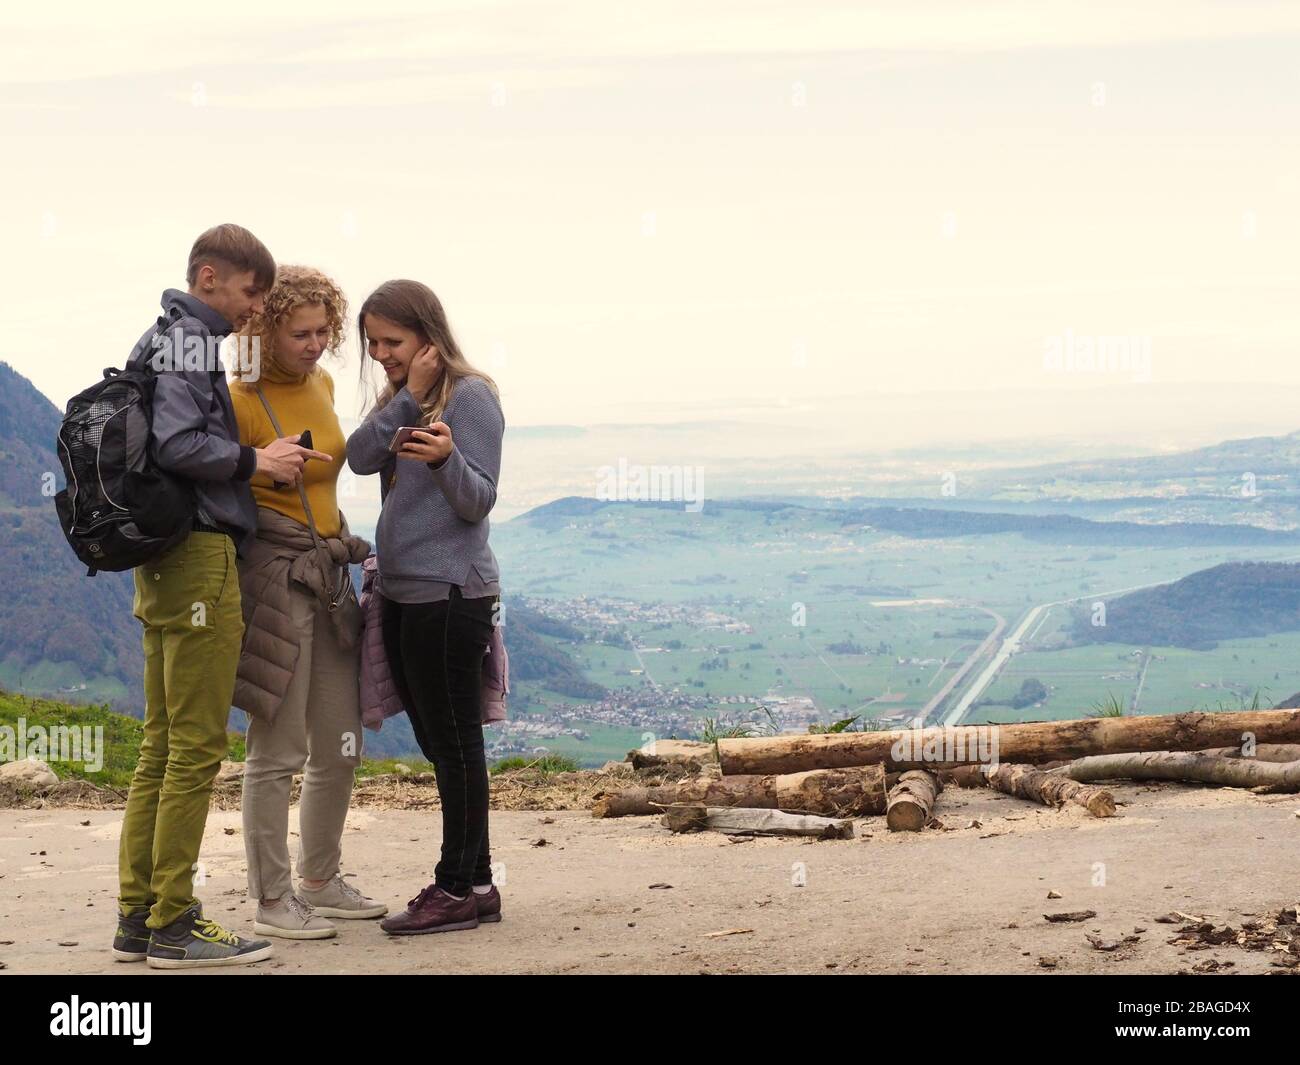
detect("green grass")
[0,689,241,791]
[489,753,579,775]
[502,723,647,768]
[0,689,436,790]
[1087,692,1128,718]
[356,756,436,778]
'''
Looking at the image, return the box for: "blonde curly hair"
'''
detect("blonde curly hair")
[237,264,348,377]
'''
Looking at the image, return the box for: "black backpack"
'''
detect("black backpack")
[54,313,197,575]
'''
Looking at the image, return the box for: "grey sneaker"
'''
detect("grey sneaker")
[146,904,274,969]
[112,908,151,962]
[254,893,337,940]
[299,874,388,919]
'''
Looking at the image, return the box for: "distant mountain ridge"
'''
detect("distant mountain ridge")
[1069,561,1300,650]
[518,494,1300,547]
[1016,430,1300,483]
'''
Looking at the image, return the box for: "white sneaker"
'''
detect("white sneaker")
[253,894,337,940]
[299,874,389,919]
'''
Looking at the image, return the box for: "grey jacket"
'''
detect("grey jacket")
[346,376,503,591]
[126,289,258,556]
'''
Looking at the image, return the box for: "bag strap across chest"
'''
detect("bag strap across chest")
[253,385,353,613]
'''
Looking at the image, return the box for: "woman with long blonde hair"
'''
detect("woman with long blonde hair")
[230,266,387,939]
[346,279,505,935]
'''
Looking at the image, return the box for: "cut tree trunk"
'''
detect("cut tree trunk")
[716,710,1300,776]
[984,763,1115,816]
[885,770,941,831]
[1058,751,1300,792]
[661,803,709,832]
[591,764,886,818]
[700,808,855,838]
[1200,744,1300,763]
[938,765,990,789]
[628,740,714,769]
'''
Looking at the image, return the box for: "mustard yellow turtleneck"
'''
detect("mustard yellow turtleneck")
[229,361,347,537]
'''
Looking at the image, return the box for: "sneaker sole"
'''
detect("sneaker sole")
[253,922,338,940]
[111,948,148,962]
[478,913,502,923]
[382,918,479,935]
[146,944,276,969]
[308,905,389,920]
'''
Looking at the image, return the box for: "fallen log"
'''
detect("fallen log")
[699,807,855,838]
[661,802,709,832]
[938,765,990,789]
[886,770,941,832]
[938,762,1115,815]
[1058,751,1300,792]
[716,710,1300,776]
[985,763,1115,816]
[1201,744,1300,763]
[591,764,886,818]
[628,739,714,769]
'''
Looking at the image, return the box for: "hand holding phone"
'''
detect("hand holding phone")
[393,422,453,466]
[270,429,326,489]
[389,426,424,452]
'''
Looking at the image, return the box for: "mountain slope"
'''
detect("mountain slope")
[1069,561,1300,650]
[0,362,141,705]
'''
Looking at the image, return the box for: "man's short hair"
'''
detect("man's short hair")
[186,224,276,291]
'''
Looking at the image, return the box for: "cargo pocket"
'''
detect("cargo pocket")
[133,548,187,627]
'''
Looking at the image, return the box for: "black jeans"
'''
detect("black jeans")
[381,588,497,895]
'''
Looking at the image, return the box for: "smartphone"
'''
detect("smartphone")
[273,429,316,489]
[389,426,428,452]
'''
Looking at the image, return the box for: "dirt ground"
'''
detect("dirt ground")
[2,778,1298,975]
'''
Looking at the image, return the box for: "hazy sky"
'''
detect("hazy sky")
[4,1,1299,451]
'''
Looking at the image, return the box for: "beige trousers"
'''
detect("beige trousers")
[242,581,363,901]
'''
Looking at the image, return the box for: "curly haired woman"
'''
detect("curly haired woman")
[229,266,387,939]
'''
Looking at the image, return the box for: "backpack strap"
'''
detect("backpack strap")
[123,305,186,378]
[252,385,353,613]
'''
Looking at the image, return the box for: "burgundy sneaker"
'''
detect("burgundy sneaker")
[381,884,479,935]
[474,885,502,924]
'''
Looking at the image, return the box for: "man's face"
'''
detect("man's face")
[194,264,266,330]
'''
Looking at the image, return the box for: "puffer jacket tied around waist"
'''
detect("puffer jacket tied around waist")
[233,506,370,723]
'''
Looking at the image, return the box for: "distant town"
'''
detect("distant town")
[485,684,824,759]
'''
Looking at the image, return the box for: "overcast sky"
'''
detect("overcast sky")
[3,1,1298,451]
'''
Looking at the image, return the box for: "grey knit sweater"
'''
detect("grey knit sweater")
[346,376,503,602]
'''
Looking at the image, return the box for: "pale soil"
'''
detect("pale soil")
[1,780,1298,975]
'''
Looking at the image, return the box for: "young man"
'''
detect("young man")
[113,224,331,969]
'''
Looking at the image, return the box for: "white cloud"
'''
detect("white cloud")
[6,0,1300,85]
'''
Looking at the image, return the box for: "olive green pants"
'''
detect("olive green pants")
[118,531,245,929]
